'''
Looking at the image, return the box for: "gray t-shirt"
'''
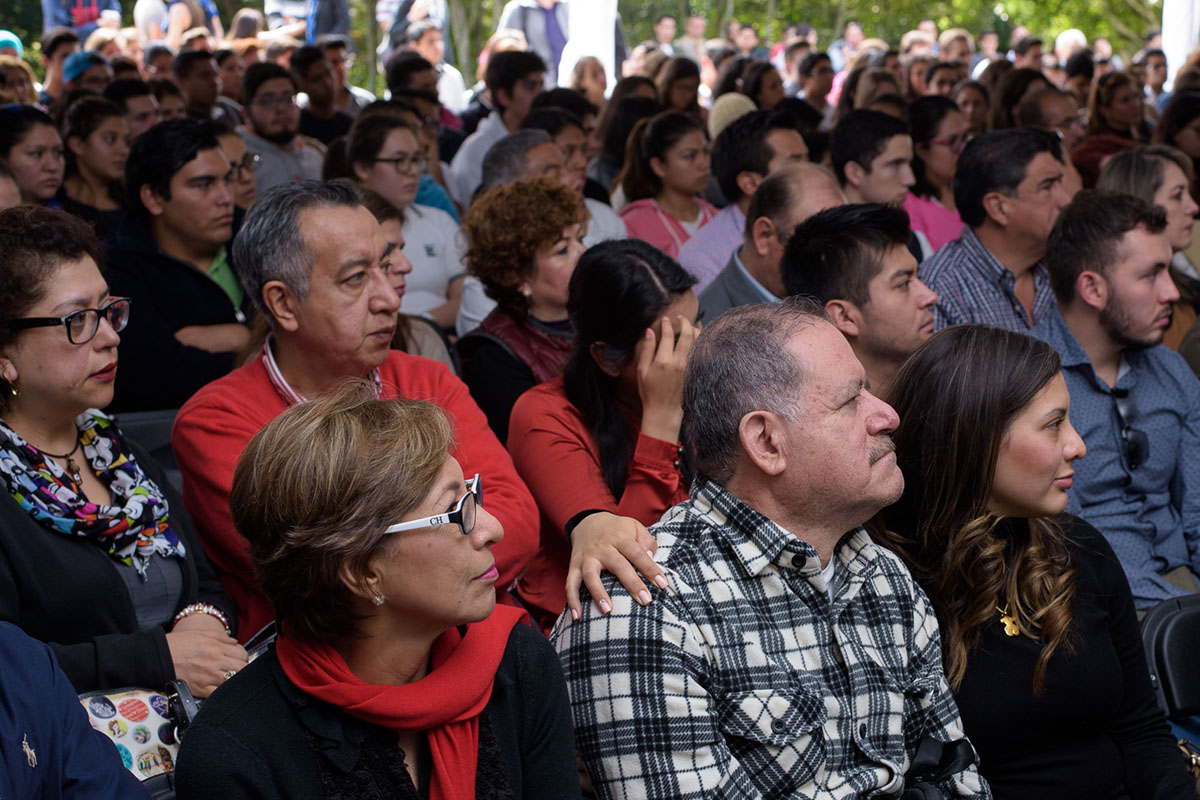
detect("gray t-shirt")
[240,128,325,196]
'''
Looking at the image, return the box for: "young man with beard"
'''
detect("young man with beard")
[1034,190,1200,611]
[238,62,324,195]
[782,203,938,399]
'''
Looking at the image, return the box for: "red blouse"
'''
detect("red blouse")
[507,377,689,632]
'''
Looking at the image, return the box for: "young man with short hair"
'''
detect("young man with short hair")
[782,202,938,397]
[103,78,160,140]
[239,62,324,194]
[37,27,81,106]
[407,19,465,113]
[105,119,249,412]
[447,50,545,207]
[315,34,376,117]
[174,50,239,127]
[1034,189,1199,610]
[289,44,353,144]
[63,50,112,94]
[678,110,809,290]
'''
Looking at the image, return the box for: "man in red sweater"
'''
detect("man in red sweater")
[172,180,539,641]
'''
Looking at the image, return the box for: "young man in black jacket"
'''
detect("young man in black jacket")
[105,118,251,412]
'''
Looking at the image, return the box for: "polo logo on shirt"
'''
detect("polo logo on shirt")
[22,733,36,767]
[425,244,436,258]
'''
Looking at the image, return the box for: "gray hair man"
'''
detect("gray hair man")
[171,179,540,640]
[553,298,988,799]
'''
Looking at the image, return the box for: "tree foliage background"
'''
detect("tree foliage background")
[3,0,1162,85]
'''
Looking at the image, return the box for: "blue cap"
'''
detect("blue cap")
[63,50,108,84]
[0,31,22,59]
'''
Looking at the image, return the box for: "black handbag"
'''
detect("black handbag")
[901,736,978,799]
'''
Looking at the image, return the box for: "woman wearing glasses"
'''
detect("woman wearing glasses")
[877,325,1193,799]
[347,111,464,330]
[0,206,245,695]
[176,382,579,800]
[904,95,966,254]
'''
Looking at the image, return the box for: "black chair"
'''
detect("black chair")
[1141,593,1200,719]
[113,409,182,494]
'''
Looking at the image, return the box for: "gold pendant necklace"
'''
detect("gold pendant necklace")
[996,603,1020,637]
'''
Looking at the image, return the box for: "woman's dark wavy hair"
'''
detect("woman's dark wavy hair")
[655,55,701,115]
[990,66,1050,130]
[563,239,696,497]
[907,95,961,199]
[877,325,1076,694]
[0,104,57,160]
[597,92,660,175]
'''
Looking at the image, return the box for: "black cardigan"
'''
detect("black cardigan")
[174,623,582,800]
[0,437,236,692]
[953,516,1194,800]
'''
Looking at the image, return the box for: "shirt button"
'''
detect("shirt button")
[859,722,868,738]
[771,719,786,733]
[791,554,803,568]
[673,460,681,468]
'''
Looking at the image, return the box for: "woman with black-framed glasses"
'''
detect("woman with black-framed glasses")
[176,381,580,800]
[0,205,244,696]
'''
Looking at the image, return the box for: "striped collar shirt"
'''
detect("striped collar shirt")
[920,227,1058,332]
[552,477,990,800]
[262,338,382,406]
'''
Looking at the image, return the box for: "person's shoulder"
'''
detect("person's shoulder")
[177,356,271,420]
[378,348,460,394]
[619,197,657,220]
[1141,343,1200,396]
[917,236,966,280]
[407,202,458,231]
[509,377,573,429]
[189,652,282,732]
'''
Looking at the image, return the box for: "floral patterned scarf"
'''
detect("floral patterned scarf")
[0,411,186,577]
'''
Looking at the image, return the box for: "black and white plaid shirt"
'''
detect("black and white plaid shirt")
[552,478,990,799]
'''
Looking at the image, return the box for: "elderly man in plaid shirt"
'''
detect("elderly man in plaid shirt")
[553,299,990,800]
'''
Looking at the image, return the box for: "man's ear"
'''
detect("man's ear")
[737,410,790,477]
[825,298,862,338]
[1075,270,1109,312]
[139,183,166,218]
[843,159,867,189]
[735,170,762,201]
[750,216,777,258]
[981,190,1009,227]
[262,279,301,333]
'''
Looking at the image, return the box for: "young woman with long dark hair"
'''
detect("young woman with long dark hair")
[878,325,1193,800]
[59,95,129,240]
[507,239,698,631]
[904,95,966,252]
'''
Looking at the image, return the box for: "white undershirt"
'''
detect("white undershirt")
[821,558,836,600]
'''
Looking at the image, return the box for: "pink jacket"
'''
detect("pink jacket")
[620,197,718,259]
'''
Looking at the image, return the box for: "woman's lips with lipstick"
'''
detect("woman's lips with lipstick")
[90,362,117,381]
[474,565,499,582]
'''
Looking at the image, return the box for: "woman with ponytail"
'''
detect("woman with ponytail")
[617,111,716,258]
[507,239,698,632]
[878,324,1192,800]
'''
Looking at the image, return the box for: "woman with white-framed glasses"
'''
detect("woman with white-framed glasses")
[176,381,580,800]
[0,205,245,696]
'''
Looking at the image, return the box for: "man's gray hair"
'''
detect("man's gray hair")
[478,129,552,192]
[683,297,827,484]
[232,179,363,323]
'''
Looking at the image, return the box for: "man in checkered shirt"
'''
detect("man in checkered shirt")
[552,299,990,799]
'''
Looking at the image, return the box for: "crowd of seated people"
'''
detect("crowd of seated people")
[2,9,1200,799]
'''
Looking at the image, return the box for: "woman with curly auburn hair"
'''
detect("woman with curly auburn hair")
[456,178,584,438]
[878,325,1193,800]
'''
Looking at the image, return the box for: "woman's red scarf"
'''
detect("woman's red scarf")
[275,605,526,800]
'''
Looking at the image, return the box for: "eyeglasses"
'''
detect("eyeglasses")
[7,297,131,345]
[925,133,967,153]
[232,151,261,180]
[251,92,296,109]
[1112,389,1149,471]
[385,475,482,536]
[373,153,427,173]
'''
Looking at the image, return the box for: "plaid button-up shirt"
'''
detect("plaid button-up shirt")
[920,227,1057,332]
[552,479,990,799]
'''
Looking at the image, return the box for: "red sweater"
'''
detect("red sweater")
[507,378,689,631]
[172,351,539,642]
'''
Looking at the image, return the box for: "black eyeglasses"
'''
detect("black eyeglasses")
[7,297,131,345]
[232,151,261,180]
[1112,389,1149,471]
[384,475,482,536]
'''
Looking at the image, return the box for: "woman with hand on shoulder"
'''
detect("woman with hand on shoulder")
[0,105,65,207]
[59,95,130,240]
[458,178,585,439]
[508,239,698,632]
[618,111,716,258]
[176,382,579,800]
[879,325,1193,800]
[0,206,244,695]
